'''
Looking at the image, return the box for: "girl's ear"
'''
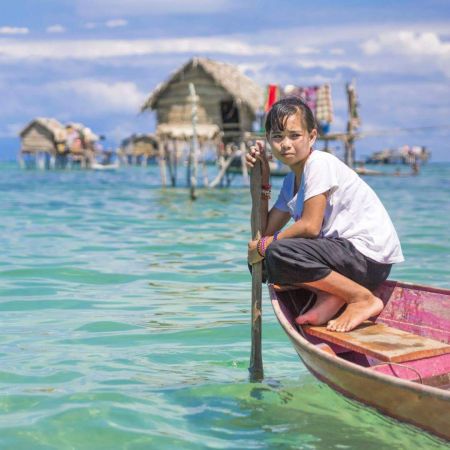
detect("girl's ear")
[309,129,318,147]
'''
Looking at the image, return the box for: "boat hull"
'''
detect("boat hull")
[270,285,450,441]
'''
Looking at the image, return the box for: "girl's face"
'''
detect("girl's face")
[269,113,317,169]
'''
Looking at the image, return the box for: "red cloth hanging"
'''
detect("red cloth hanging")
[264,84,279,112]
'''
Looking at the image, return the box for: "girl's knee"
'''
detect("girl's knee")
[265,240,288,267]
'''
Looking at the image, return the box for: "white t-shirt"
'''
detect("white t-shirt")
[274,150,404,264]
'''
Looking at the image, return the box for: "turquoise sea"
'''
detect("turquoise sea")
[0,161,449,449]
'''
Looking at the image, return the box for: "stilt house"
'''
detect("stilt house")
[119,134,158,165]
[19,118,100,169]
[141,57,264,144]
[19,118,66,155]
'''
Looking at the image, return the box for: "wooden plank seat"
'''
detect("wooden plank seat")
[304,321,450,363]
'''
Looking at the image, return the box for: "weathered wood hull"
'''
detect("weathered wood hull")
[269,281,450,441]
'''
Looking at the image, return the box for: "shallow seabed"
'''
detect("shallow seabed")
[0,162,449,449]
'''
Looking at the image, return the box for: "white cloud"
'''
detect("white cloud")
[105,19,128,28]
[75,0,234,18]
[0,26,29,35]
[46,25,66,33]
[84,22,97,29]
[360,31,450,78]
[295,47,319,55]
[48,79,145,114]
[0,37,280,60]
[237,62,266,75]
[329,48,345,56]
[297,60,361,72]
[361,31,450,57]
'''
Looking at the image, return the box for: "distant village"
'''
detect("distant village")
[18,56,430,184]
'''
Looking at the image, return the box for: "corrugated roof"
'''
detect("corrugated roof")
[141,57,264,114]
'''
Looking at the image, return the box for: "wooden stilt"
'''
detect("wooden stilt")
[240,141,249,185]
[188,83,199,200]
[209,146,239,188]
[166,140,176,187]
[158,139,167,187]
[198,143,207,187]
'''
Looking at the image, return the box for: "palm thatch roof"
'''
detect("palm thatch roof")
[67,122,99,142]
[156,123,220,140]
[20,117,66,141]
[121,133,158,147]
[141,57,264,114]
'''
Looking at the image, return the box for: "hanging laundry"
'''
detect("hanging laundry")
[264,84,280,112]
[316,84,333,123]
[283,85,318,112]
[281,83,334,134]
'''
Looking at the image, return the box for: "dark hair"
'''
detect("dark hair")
[265,96,317,135]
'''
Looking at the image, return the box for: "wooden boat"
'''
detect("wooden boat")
[269,280,450,440]
[91,161,120,171]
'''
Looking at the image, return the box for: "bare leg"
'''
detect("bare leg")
[295,292,344,326]
[295,271,384,332]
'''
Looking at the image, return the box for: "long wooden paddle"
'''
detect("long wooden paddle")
[249,158,264,382]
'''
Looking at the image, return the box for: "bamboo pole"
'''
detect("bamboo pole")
[249,158,264,382]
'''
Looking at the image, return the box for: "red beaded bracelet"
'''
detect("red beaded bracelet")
[256,237,267,256]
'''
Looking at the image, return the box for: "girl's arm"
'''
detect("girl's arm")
[277,192,327,239]
[264,206,290,236]
[249,192,327,263]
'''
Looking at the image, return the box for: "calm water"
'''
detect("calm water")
[0,161,449,449]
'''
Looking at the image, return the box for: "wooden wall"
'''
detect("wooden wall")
[21,123,55,152]
[133,139,157,157]
[154,65,254,135]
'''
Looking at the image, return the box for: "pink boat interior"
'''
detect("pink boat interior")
[272,280,450,390]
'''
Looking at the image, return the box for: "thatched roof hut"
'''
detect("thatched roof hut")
[120,134,158,159]
[19,117,66,153]
[68,123,99,145]
[141,57,264,142]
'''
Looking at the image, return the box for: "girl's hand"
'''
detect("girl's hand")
[248,239,264,265]
[245,140,270,177]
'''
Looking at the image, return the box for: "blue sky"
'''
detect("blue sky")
[1,0,450,161]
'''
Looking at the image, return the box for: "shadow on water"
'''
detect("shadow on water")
[168,378,449,450]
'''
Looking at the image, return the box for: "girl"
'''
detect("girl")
[247,96,404,332]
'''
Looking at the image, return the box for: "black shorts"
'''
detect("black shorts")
[264,237,391,291]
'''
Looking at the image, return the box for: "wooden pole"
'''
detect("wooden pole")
[209,146,239,188]
[249,158,264,382]
[201,143,209,187]
[188,82,199,200]
[18,150,24,169]
[158,139,167,187]
[345,82,354,168]
[166,140,176,187]
[240,141,249,185]
[345,80,360,168]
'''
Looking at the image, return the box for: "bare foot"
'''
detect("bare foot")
[326,295,384,332]
[296,292,345,326]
